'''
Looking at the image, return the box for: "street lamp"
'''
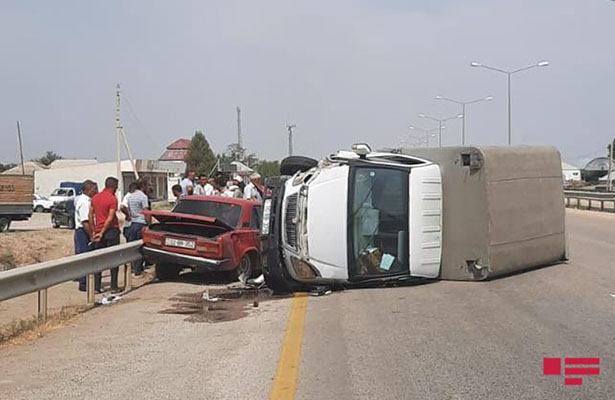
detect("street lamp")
[470,60,549,146]
[409,125,439,148]
[417,114,463,147]
[435,95,493,145]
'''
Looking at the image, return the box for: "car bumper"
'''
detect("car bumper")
[142,246,231,271]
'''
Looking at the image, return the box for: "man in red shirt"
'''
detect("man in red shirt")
[89,176,121,292]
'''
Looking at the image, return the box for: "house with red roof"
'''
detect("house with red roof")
[159,138,191,161]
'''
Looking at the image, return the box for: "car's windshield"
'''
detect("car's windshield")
[349,167,409,277]
[51,189,68,196]
[173,200,242,227]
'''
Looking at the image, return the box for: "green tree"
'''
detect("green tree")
[222,143,260,169]
[0,163,17,173]
[185,130,217,176]
[34,151,63,166]
[257,160,281,178]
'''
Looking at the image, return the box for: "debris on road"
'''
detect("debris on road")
[95,295,122,306]
[309,287,332,297]
[160,288,289,323]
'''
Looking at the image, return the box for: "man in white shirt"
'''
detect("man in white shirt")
[244,173,263,202]
[194,176,215,196]
[180,170,195,196]
[120,182,137,239]
[74,180,98,292]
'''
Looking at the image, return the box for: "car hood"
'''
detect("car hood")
[305,165,349,272]
[143,210,235,232]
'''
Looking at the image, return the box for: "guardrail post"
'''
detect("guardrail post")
[124,263,132,291]
[37,288,48,322]
[86,274,95,305]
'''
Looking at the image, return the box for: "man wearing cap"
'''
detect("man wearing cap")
[243,172,263,202]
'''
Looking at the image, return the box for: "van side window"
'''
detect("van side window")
[250,207,262,230]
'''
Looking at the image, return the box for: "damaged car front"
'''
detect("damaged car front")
[261,146,437,292]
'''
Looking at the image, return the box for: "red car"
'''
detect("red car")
[142,196,262,282]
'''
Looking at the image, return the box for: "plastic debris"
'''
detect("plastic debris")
[95,295,122,305]
[203,289,221,302]
[309,286,332,297]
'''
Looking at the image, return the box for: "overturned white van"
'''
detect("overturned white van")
[260,145,567,292]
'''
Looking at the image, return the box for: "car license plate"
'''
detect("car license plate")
[165,238,196,250]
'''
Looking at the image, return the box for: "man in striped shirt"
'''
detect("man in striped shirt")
[124,178,151,275]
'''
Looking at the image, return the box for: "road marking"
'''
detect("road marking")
[270,293,308,400]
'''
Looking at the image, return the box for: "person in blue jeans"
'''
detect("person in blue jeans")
[74,180,98,292]
[125,179,151,275]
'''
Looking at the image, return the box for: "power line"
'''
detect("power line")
[121,91,162,152]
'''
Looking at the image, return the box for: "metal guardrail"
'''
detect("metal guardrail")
[564,191,615,212]
[564,190,615,200]
[0,241,143,320]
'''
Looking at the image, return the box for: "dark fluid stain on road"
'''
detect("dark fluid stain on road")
[159,289,290,323]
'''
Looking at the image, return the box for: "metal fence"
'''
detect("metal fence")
[564,190,615,212]
[0,241,143,321]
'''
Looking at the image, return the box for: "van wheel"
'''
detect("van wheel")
[68,218,76,230]
[52,217,61,228]
[0,217,10,232]
[155,263,180,281]
[35,205,44,213]
[280,156,318,176]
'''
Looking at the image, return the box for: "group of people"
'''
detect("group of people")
[74,177,151,293]
[171,170,263,202]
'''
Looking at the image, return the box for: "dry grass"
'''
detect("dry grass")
[0,305,91,347]
[0,252,17,271]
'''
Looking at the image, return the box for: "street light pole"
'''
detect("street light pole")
[417,113,463,148]
[435,95,493,145]
[471,60,549,146]
[507,73,512,147]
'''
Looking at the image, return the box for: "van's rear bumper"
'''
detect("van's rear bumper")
[143,246,231,271]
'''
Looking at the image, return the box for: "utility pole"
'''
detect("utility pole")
[286,124,296,156]
[608,139,614,192]
[115,84,124,197]
[16,121,25,175]
[236,106,243,151]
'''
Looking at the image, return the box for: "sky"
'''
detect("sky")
[1,0,614,167]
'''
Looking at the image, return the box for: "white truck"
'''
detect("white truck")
[260,144,567,292]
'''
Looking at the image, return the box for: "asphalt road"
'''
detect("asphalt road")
[1,209,614,400]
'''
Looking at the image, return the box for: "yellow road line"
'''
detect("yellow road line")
[270,293,309,400]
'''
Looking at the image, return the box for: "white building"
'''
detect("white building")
[561,161,581,182]
[34,159,176,201]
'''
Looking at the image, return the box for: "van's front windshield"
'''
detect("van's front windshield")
[349,167,409,277]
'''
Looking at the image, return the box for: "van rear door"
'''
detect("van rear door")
[409,164,442,278]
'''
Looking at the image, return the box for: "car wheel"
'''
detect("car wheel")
[52,216,60,228]
[35,205,44,213]
[155,263,181,281]
[68,218,76,230]
[236,254,254,284]
[280,156,318,176]
[0,217,10,233]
